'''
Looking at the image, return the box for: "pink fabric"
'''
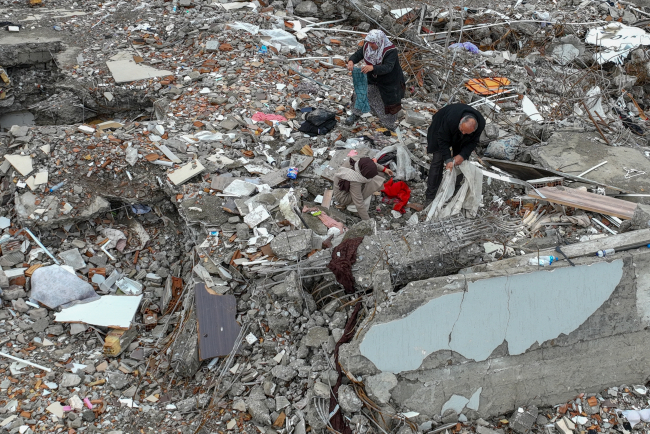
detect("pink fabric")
[302,206,346,233]
[252,112,287,122]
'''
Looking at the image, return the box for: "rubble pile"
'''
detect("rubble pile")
[2,0,650,433]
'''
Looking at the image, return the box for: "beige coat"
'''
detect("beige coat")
[332,159,386,220]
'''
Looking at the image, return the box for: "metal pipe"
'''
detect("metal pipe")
[23,227,60,265]
[578,161,607,177]
[0,352,52,372]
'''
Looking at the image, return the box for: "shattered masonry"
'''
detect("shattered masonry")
[4,0,650,433]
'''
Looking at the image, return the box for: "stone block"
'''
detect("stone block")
[303,326,329,347]
[510,406,538,434]
[404,110,429,126]
[270,229,314,260]
[365,372,397,404]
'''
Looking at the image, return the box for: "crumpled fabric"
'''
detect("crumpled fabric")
[327,237,364,294]
[102,228,127,251]
[302,206,346,233]
[328,301,362,434]
[130,204,151,214]
[251,112,287,123]
[425,162,483,221]
[352,67,370,113]
[449,42,480,54]
[381,179,411,213]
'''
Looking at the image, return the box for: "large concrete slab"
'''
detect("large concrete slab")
[106,52,173,84]
[341,245,650,419]
[536,131,650,194]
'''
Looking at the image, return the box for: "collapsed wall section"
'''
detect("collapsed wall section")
[340,247,650,418]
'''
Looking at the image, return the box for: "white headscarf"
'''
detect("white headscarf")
[363,29,393,66]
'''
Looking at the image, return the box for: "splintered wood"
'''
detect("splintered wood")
[528,186,637,220]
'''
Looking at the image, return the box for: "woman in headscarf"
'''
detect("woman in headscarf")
[345,29,406,131]
[333,156,394,220]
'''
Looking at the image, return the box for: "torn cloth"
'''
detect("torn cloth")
[329,301,362,434]
[302,206,346,233]
[381,179,411,213]
[251,112,287,123]
[327,237,364,294]
[352,67,370,113]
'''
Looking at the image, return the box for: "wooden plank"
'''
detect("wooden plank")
[528,186,637,220]
[194,283,241,361]
[482,158,631,193]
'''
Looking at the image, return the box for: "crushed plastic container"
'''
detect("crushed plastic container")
[528,255,557,266]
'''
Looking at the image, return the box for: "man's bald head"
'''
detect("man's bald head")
[459,115,478,135]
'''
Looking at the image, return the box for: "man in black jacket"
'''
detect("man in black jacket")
[425,103,486,201]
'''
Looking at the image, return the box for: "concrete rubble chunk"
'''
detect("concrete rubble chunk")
[304,326,330,347]
[60,373,82,388]
[270,229,315,260]
[223,179,258,196]
[404,110,429,126]
[510,406,538,434]
[365,372,397,405]
[59,248,87,270]
[271,365,298,381]
[170,310,201,378]
[338,385,363,413]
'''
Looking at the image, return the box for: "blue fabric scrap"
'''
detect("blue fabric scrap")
[352,67,370,113]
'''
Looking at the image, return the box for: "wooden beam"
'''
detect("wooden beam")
[528,186,636,220]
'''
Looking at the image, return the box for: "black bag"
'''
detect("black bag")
[305,108,335,126]
[299,118,337,136]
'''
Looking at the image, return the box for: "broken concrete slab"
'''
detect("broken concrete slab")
[223,179,258,196]
[168,160,205,185]
[4,154,33,176]
[270,229,315,260]
[243,205,270,228]
[58,248,87,270]
[179,195,230,226]
[535,131,650,196]
[30,265,100,309]
[55,295,143,329]
[342,245,650,418]
[170,309,201,378]
[106,51,173,84]
[365,372,397,404]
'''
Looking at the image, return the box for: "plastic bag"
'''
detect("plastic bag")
[449,42,479,54]
[395,145,417,181]
[375,144,416,181]
[259,28,305,54]
[228,22,260,34]
[484,135,523,161]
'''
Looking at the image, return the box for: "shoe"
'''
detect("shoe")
[347,204,358,212]
[344,113,359,126]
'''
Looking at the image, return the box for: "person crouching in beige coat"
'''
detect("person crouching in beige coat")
[333,157,393,220]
